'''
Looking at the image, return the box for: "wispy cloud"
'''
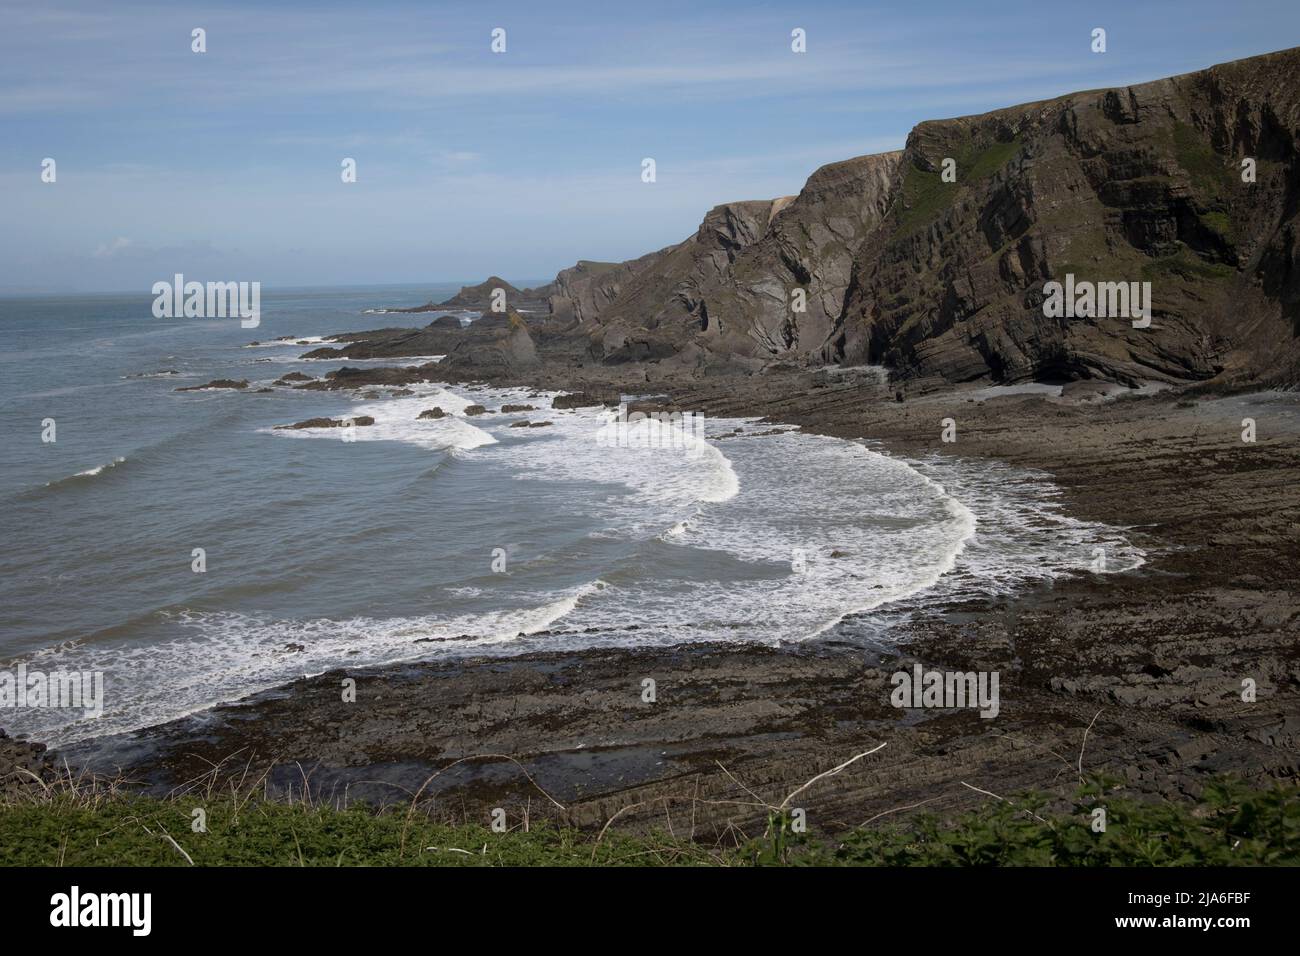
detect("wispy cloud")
[2,0,1297,291]
[0,2,1159,116]
[92,237,133,259]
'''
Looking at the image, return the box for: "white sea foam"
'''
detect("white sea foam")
[244,336,338,348]
[11,582,605,746]
[497,423,983,645]
[486,394,740,509]
[450,394,1141,648]
[261,384,497,451]
[75,457,126,478]
[261,383,1143,650]
[900,453,1146,600]
[17,382,1149,746]
[333,390,971,645]
[295,353,446,364]
[45,457,128,486]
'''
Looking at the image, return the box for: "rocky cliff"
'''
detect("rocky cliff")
[539,46,1300,388]
[435,276,552,312]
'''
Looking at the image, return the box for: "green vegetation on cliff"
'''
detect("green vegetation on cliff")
[897,136,1023,237]
[2,776,1293,867]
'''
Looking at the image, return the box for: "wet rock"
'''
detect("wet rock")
[176,379,249,391]
[0,727,56,799]
[441,312,542,374]
[275,416,375,430]
[431,277,550,312]
[552,392,607,409]
[297,365,439,390]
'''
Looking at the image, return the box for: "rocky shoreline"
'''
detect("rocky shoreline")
[8,45,1300,835]
[32,342,1296,838]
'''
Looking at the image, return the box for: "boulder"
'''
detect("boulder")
[275,416,375,430]
[176,379,248,391]
[552,392,607,409]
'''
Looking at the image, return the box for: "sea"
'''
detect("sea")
[0,284,1146,748]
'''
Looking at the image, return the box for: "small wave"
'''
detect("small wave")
[14,409,247,504]
[492,394,741,510]
[11,375,1150,746]
[489,419,1142,649]
[292,354,446,365]
[243,336,338,349]
[261,385,498,451]
[7,582,605,746]
[15,456,134,502]
[40,457,128,489]
[583,430,982,643]
[74,457,126,479]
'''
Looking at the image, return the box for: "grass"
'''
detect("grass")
[1,774,1294,867]
[1199,210,1234,237]
[0,793,717,867]
[965,138,1023,180]
[897,165,954,237]
[896,136,1022,237]
[801,777,1300,867]
[1171,120,1234,200]
[1141,246,1235,281]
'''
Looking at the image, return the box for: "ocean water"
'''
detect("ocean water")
[0,286,1146,747]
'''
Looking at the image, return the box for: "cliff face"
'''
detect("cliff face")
[578,199,780,369]
[705,152,901,359]
[549,157,902,372]
[548,253,669,326]
[538,46,1300,388]
[832,47,1300,386]
[437,276,552,311]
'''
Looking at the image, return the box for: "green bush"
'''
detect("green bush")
[0,794,713,867]
[896,136,1022,236]
[1,776,1293,867]
[803,777,1299,867]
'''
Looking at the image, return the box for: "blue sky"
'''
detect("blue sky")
[2,0,1298,293]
